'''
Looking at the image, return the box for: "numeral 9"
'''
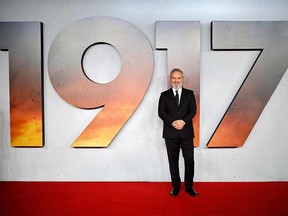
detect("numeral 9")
[48,17,153,147]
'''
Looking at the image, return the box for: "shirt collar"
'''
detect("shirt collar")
[172,86,182,94]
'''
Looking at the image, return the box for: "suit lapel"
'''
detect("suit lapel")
[179,88,187,108]
[168,88,178,108]
[169,88,187,108]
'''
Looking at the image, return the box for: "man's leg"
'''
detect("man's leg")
[181,139,194,189]
[165,139,181,192]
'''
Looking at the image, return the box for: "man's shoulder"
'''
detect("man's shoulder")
[161,88,172,95]
[182,87,194,94]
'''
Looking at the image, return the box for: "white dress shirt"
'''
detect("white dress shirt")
[172,87,182,104]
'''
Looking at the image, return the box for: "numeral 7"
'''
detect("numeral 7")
[208,21,288,147]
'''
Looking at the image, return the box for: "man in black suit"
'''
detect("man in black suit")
[158,68,198,197]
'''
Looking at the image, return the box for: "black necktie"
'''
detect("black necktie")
[175,90,179,107]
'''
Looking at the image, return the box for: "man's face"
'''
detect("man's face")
[170,71,183,90]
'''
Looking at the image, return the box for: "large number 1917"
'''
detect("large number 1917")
[1,17,287,148]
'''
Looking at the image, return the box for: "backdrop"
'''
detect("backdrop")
[0,0,288,181]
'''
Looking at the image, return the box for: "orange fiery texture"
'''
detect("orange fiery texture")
[72,108,132,147]
[10,86,43,147]
[193,110,200,147]
[11,118,42,147]
[208,102,259,148]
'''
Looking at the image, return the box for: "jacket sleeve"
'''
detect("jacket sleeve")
[158,93,175,126]
[182,91,197,125]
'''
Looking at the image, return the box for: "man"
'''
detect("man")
[158,68,198,197]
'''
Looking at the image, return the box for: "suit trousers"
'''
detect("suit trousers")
[165,138,194,191]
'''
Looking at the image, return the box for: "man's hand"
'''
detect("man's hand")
[172,120,185,130]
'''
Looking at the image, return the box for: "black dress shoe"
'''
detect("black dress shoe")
[185,188,199,196]
[170,188,179,197]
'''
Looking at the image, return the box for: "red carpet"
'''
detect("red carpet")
[0,182,287,216]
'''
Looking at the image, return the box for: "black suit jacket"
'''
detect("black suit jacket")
[158,87,197,139]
